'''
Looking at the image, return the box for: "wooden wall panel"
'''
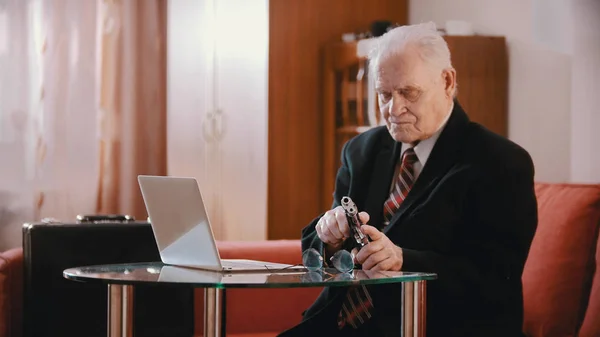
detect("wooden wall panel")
[445,36,508,137]
[268,0,408,240]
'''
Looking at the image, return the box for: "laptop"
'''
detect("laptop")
[137,175,300,273]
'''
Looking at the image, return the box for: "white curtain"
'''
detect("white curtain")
[95,0,167,220]
[34,0,100,221]
[0,0,100,250]
[0,0,46,249]
[0,0,166,250]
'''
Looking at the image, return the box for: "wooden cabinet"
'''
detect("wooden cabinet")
[444,36,508,136]
[166,0,269,241]
[321,36,508,210]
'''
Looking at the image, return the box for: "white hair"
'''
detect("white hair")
[368,22,453,79]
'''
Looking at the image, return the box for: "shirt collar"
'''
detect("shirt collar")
[401,102,454,166]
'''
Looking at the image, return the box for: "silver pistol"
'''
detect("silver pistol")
[341,196,370,249]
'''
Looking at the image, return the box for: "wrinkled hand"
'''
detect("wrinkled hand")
[316,206,370,249]
[353,225,403,271]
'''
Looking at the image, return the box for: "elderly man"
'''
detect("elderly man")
[279,22,537,337]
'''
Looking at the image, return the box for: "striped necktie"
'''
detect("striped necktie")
[383,148,419,225]
[337,148,418,330]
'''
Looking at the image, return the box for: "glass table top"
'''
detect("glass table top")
[63,262,437,288]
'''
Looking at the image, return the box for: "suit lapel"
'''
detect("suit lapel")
[364,134,401,229]
[383,101,470,235]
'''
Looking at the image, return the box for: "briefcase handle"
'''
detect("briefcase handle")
[76,214,135,223]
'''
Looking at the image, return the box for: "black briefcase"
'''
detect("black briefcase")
[22,218,194,337]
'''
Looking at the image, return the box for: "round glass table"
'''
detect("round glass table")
[64,262,437,337]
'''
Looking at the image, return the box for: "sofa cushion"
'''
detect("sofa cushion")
[579,226,600,337]
[522,183,600,337]
[194,240,322,335]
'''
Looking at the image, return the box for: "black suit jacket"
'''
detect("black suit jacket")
[281,102,538,337]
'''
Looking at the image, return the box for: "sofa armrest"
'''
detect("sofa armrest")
[0,247,23,337]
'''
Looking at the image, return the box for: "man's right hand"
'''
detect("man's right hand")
[315,206,370,251]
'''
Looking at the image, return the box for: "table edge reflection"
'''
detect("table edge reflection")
[62,262,437,289]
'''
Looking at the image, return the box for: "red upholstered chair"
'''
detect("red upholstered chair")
[522,183,600,337]
[578,232,600,337]
[0,248,23,337]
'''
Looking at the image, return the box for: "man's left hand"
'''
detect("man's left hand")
[353,225,403,271]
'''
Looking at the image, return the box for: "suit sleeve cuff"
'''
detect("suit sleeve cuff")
[401,247,428,272]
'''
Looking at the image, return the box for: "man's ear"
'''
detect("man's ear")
[442,68,456,98]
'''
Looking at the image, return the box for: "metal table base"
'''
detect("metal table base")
[204,288,223,337]
[107,284,134,337]
[402,280,427,337]
[107,281,426,337]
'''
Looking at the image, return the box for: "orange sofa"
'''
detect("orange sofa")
[1,183,600,337]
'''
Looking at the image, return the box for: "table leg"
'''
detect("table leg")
[204,288,224,337]
[401,280,427,337]
[107,284,134,337]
